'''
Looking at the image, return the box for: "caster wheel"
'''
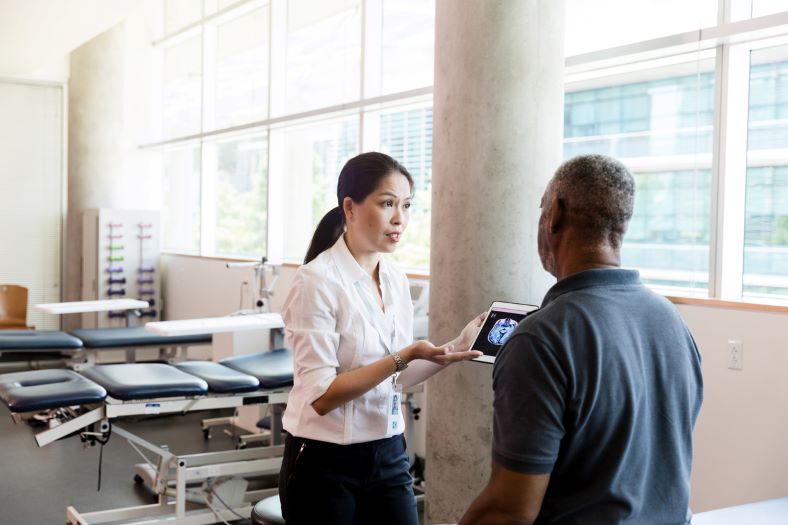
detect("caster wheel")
[203,428,211,440]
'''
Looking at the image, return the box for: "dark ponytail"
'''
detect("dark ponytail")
[303,152,413,264]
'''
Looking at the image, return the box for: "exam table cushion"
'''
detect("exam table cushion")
[220,348,294,388]
[82,363,209,400]
[0,369,107,412]
[175,361,260,393]
[692,497,788,524]
[70,326,211,348]
[0,330,83,350]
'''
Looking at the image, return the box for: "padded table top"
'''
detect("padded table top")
[692,497,788,524]
[220,348,294,388]
[70,326,211,348]
[0,330,83,350]
[175,361,260,393]
[0,369,106,412]
[82,363,208,400]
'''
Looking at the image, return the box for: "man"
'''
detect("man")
[460,154,703,525]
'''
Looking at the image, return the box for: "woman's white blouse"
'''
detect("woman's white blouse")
[281,236,413,444]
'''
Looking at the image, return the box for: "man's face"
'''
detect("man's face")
[537,181,557,276]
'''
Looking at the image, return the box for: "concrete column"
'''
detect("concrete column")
[426,1,564,523]
[64,12,158,329]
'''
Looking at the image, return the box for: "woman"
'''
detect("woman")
[278,152,484,525]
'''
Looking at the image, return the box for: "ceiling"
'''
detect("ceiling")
[0,0,135,77]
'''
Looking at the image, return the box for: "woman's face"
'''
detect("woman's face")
[344,171,413,254]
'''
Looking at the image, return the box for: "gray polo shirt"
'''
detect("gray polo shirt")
[492,269,703,524]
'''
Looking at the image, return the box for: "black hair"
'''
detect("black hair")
[303,152,414,264]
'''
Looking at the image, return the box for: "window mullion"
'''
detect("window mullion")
[710,42,750,299]
[266,0,288,263]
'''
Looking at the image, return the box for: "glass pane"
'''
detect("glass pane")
[565,0,717,57]
[623,169,712,290]
[280,117,359,261]
[162,145,201,253]
[211,6,269,130]
[286,0,361,113]
[204,0,239,16]
[744,46,788,301]
[564,58,715,293]
[208,133,268,258]
[165,0,203,34]
[380,0,435,95]
[162,34,203,138]
[377,105,433,269]
[750,0,788,17]
[565,69,715,159]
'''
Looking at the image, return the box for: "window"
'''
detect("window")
[162,144,201,254]
[285,0,361,113]
[275,116,359,261]
[750,0,788,18]
[744,45,788,300]
[206,132,269,257]
[564,0,717,57]
[378,0,435,95]
[151,0,788,303]
[562,4,788,303]
[161,34,203,139]
[154,0,435,266]
[565,57,715,293]
[372,103,433,268]
[165,0,203,34]
[209,4,270,130]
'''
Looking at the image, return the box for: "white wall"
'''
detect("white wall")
[161,255,297,321]
[0,0,134,78]
[160,254,298,360]
[64,9,161,330]
[680,303,788,512]
[162,254,787,512]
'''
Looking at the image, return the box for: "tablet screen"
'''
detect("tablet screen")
[471,303,539,362]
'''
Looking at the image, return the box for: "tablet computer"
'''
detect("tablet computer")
[471,301,539,363]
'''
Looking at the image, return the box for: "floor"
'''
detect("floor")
[0,404,426,525]
[0,405,257,525]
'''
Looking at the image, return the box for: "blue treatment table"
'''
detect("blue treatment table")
[0,330,84,372]
[0,327,213,371]
[0,330,83,350]
[70,326,213,366]
[0,350,295,525]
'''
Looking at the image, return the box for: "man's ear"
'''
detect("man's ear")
[549,196,566,234]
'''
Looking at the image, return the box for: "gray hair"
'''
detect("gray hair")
[550,154,635,249]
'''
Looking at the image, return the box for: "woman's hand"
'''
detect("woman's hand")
[450,311,487,353]
[402,340,482,366]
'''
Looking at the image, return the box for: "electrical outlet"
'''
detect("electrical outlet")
[728,340,743,370]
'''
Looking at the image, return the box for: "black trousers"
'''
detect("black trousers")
[279,432,418,525]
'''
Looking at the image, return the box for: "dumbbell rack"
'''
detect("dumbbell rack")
[81,209,161,328]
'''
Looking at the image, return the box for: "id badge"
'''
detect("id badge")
[386,380,403,437]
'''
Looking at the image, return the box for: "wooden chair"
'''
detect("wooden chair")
[0,284,33,330]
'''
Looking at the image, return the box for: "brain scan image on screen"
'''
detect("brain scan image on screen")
[487,317,519,346]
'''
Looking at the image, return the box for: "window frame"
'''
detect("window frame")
[147,0,788,305]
